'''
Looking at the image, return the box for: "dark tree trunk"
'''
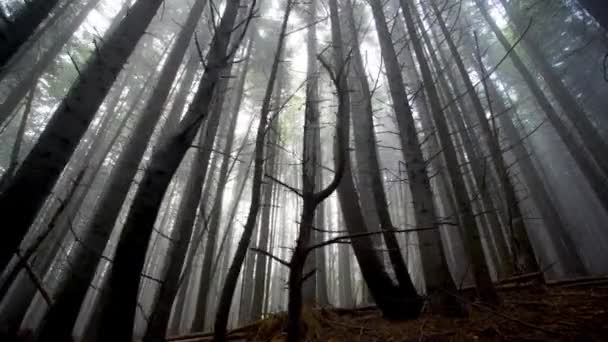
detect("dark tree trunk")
[343,0,418,297]
[328,0,423,320]
[367,0,462,313]
[430,0,538,274]
[399,0,499,305]
[213,2,291,339]
[0,0,165,272]
[499,0,608,179]
[474,0,608,214]
[0,0,102,126]
[0,0,61,67]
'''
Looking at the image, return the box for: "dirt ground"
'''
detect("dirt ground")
[170,279,608,341]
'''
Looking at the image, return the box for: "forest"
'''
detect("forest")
[0,0,607,341]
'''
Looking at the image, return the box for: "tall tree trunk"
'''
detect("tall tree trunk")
[473,0,608,214]
[213,1,290,339]
[250,43,282,320]
[145,37,251,342]
[483,72,589,276]
[0,0,102,126]
[93,1,243,340]
[398,0,499,304]
[0,0,166,271]
[327,0,423,320]
[429,0,538,274]
[498,0,608,178]
[32,39,174,341]
[367,0,462,312]
[343,0,418,296]
[0,0,61,67]
[188,54,238,333]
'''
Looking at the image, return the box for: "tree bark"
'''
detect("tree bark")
[93,0,242,339]
[0,0,61,67]
[474,0,608,214]
[0,0,165,272]
[0,0,102,126]
[367,0,462,312]
[327,0,423,320]
[398,0,499,304]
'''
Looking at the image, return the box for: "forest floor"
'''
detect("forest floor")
[170,277,608,341]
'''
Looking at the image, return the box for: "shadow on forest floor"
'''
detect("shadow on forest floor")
[170,279,608,341]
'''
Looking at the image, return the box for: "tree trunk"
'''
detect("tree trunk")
[0,0,102,126]
[429,0,538,274]
[398,0,499,305]
[367,0,462,313]
[92,0,242,339]
[499,0,608,179]
[213,2,291,339]
[0,0,165,271]
[327,0,423,320]
[343,0,418,296]
[0,0,61,67]
[474,0,608,214]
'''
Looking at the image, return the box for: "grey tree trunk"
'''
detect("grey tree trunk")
[0,0,61,67]
[367,0,461,312]
[499,0,608,178]
[0,0,165,272]
[429,0,538,274]
[213,1,290,339]
[343,0,418,296]
[0,0,102,126]
[94,0,242,339]
[327,0,423,320]
[398,0,499,304]
[473,0,608,214]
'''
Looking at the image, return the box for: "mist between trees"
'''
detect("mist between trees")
[0,0,607,341]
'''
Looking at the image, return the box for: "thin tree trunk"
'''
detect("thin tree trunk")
[327,0,423,320]
[473,0,608,214]
[213,1,289,339]
[0,0,102,126]
[398,0,499,304]
[94,1,243,339]
[343,0,418,296]
[0,0,62,67]
[429,0,538,274]
[367,0,463,312]
[0,0,166,271]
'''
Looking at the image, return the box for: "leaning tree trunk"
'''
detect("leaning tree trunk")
[429,0,538,274]
[188,57,237,333]
[327,0,423,320]
[144,37,251,342]
[0,0,61,67]
[473,0,608,214]
[212,2,289,339]
[250,41,282,320]
[399,0,499,305]
[367,0,462,313]
[33,39,177,342]
[342,0,418,296]
[0,0,102,126]
[498,0,608,179]
[94,1,243,340]
[0,0,165,272]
